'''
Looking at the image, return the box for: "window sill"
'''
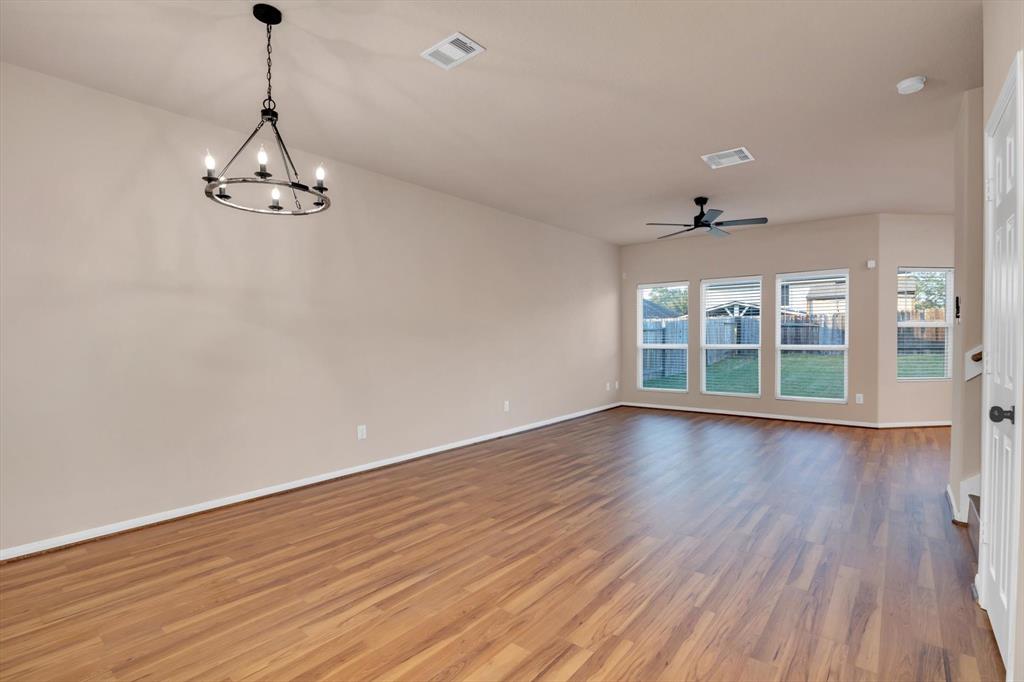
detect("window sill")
[701,390,761,399]
[638,387,688,394]
[776,394,848,405]
[897,377,952,383]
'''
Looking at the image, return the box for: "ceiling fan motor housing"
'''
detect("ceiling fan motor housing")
[694,196,708,223]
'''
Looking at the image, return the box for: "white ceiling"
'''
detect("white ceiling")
[0,0,981,244]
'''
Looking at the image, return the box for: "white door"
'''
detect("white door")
[981,50,1024,680]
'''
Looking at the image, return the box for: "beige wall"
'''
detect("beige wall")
[983,0,1024,121]
[620,213,953,425]
[0,63,621,551]
[950,88,985,512]
[876,214,955,424]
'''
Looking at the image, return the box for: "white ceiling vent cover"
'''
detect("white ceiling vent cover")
[421,33,485,70]
[701,147,755,170]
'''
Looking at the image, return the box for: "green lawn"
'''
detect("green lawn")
[897,352,948,379]
[643,373,687,390]
[778,352,844,399]
[643,351,948,397]
[704,353,761,395]
[643,352,846,399]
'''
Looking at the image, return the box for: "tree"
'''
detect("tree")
[648,287,688,316]
[912,273,947,309]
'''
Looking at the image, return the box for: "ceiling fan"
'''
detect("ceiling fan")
[647,197,767,239]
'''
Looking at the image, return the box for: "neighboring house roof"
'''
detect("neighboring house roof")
[642,299,685,320]
[806,283,845,300]
[705,300,760,317]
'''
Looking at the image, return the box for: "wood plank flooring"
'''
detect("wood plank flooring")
[0,407,1005,681]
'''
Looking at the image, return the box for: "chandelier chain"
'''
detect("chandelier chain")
[263,24,275,110]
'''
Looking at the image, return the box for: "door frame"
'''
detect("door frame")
[980,49,1024,682]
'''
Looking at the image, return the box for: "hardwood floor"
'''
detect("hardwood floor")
[0,407,1004,681]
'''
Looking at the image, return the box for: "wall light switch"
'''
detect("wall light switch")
[855,394,864,404]
[866,259,876,269]
[615,380,619,390]
[357,424,367,440]
[606,382,612,391]
[503,400,510,413]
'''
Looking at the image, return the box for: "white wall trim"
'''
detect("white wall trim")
[876,420,954,428]
[948,484,964,523]
[960,473,981,521]
[0,402,619,561]
[951,473,982,524]
[620,401,951,429]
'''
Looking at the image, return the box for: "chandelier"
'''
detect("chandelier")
[201,4,329,216]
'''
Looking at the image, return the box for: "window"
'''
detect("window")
[897,268,953,380]
[638,283,689,391]
[776,270,849,402]
[701,277,761,396]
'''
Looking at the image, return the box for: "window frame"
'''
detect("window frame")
[636,281,689,393]
[774,268,850,404]
[700,275,763,398]
[896,266,954,382]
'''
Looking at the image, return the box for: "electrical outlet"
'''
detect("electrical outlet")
[503,400,510,413]
[357,424,367,440]
[606,382,611,391]
[855,394,864,404]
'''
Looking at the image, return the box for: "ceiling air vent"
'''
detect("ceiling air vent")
[421,32,485,70]
[701,147,755,170]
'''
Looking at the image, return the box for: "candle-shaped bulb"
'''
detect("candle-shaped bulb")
[271,187,281,201]
[315,164,326,182]
[204,150,216,171]
[257,145,269,166]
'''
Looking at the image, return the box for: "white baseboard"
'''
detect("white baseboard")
[876,420,953,428]
[0,402,619,561]
[948,484,964,523]
[619,401,951,429]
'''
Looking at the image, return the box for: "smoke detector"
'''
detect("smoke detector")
[896,75,926,95]
[421,32,485,70]
[701,147,755,170]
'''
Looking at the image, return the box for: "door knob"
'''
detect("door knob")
[989,405,1016,424]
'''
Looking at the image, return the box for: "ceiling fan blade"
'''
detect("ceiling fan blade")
[646,222,693,227]
[657,227,699,239]
[714,217,768,227]
[707,226,730,238]
[701,209,723,224]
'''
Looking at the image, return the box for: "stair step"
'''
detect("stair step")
[968,494,981,557]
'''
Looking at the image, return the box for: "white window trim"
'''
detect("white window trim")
[700,275,762,398]
[637,281,689,393]
[896,267,954,382]
[775,268,849,404]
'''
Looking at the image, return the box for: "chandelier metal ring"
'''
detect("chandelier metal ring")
[205,177,330,216]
